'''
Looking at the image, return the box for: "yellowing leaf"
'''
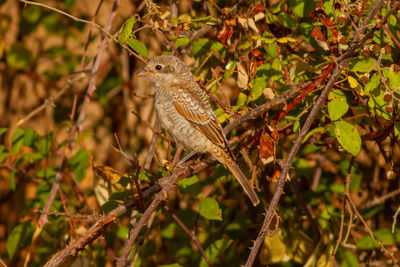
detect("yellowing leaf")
[277,37,297,43]
[348,76,364,95]
[260,231,286,264]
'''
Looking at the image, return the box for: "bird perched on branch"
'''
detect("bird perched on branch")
[137,55,260,206]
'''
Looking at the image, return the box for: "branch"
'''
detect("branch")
[43,182,162,267]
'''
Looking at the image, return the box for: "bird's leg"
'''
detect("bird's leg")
[166,151,197,175]
[174,151,198,168]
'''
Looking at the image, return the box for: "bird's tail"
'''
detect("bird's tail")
[217,150,260,206]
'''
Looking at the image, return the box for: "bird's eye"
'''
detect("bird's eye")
[155,65,163,71]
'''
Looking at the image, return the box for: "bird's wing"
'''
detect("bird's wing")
[171,83,226,149]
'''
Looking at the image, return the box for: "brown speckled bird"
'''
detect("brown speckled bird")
[137,55,260,206]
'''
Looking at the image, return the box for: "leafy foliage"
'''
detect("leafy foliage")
[0,0,399,266]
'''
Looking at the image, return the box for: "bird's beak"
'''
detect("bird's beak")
[136,68,152,77]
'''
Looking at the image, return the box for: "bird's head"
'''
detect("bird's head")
[137,56,191,85]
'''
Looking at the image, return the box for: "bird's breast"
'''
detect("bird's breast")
[154,91,210,154]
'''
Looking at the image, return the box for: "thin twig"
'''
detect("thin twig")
[19,0,146,63]
[38,0,121,227]
[392,206,400,233]
[144,117,161,170]
[164,205,212,266]
[17,72,87,126]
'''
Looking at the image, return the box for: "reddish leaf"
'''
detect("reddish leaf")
[259,134,274,159]
[259,125,279,160]
[311,27,328,42]
[218,18,236,47]
[252,4,265,16]
[267,168,281,182]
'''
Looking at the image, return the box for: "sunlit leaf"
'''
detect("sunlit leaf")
[198,197,222,221]
[334,121,361,156]
[328,89,349,120]
[7,222,35,258]
[200,239,233,267]
[350,57,374,72]
[11,128,25,154]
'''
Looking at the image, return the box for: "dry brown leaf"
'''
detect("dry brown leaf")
[237,62,249,89]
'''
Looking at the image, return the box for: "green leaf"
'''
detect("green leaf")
[160,223,176,239]
[22,5,42,24]
[6,45,33,70]
[236,92,247,107]
[362,205,384,220]
[36,167,57,180]
[178,176,199,188]
[192,38,210,56]
[276,13,298,28]
[264,43,277,57]
[127,39,148,58]
[293,120,300,133]
[289,0,315,17]
[364,74,380,94]
[117,18,137,44]
[330,183,345,194]
[334,121,361,156]
[117,18,148,57]
[224,60,237,80]
[210,41,224,51]
[350,57,374,72]
[200,239,233,267]
[368,87,391,120]
[9,170,16,191]
[23,128,38,147]
[238,41,252,50]
[191,15,218,24]
[328,89,349,120]
[116,226,129,239]
[252,35,276,44]
[339,250,359,267]
[249,76,268,102]
[11,128,25,154]
[0,128,8,136]
[36,132,54,155]
[395,122,400,141]
[0,145,10,163]
[7,222,35,258]
[69,149,90,167]
[356,228,396,250]
[303,127,326,143]
[386,69,400,90]
[43,14,66,34]
[138,172,152,182]
[198,197,222,221]
[160,264,184,267]
[178,175,200,194]
[174,36,189,48]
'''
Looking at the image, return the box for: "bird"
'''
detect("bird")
[137,55,260,206]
